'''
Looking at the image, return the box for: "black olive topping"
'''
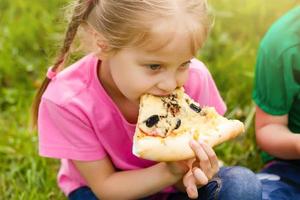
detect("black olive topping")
[190,103,201,113]
[185,98,190,105]
[145,115,160,127]
[174,119,181,129]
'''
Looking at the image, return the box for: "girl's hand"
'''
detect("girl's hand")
[165,160,190,179]
[183,140,220,199]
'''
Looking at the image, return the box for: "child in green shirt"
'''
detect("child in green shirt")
[253,6,300,200]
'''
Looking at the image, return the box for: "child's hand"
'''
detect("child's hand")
[183,140,220,199]
[165,160,190,178]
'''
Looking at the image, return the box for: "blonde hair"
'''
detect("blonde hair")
[31,0,211,127]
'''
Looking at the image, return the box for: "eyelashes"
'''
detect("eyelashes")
[181,60,192,68]
[147,64,161,71]
[145,60,192,71]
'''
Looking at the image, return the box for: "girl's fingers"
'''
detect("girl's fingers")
[183,171,193,188]
[187,186,198,199]
[199,142,219,177]
[183,173,198,199]
[190,140,212,174]
[192,167,208,186]
[190,140,209,162]
[189,140,219,179]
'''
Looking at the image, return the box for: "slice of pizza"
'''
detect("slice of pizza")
[132,87,244,162]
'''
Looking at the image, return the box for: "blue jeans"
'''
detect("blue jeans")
[257,160,300,200]
[69,166,262,200]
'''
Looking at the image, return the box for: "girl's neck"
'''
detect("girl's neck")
[98,60,123,100]
[98,60,139,124]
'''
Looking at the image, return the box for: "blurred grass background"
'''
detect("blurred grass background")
[0,0,299,199]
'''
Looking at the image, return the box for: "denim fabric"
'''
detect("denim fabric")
[68,186,98,200]
[257,160,300,200]
[68,166,262,200]
[158,166,261,200]
[190,166,261,200]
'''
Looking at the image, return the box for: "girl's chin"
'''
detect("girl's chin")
[133,99,141,105]
[125,96,140,105]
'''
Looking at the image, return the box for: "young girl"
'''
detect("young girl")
[33,0,262,199]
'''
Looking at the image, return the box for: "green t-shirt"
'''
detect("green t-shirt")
[252,6,300,163]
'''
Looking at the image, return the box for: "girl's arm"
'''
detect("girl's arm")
[73,157,186,199]
[255,106,300,159]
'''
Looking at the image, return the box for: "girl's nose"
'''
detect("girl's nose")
[157,74,178,94]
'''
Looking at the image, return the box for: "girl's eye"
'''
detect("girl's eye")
[180,61,191,69]
[147,64,161,71]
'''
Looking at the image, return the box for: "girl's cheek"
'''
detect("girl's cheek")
[178,72,189,86]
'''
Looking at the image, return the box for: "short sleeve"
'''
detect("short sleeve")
[252,46,300,115]
[185,59,227,115]
[38,98,107,161]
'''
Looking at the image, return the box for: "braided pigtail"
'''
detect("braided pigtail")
[31,0,95,128]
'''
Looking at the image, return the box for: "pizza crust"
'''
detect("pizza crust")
[132,88,245,162]
[133,119,244,162]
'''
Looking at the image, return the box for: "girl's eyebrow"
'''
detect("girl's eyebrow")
[139,58,167,64]
[141,59,192,66]
[142,60,165,64]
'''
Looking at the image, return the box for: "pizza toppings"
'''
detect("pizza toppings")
[141,115,180,137]
[174,119,181,130]
[161,94,181,117]
[138,88,223,138]
[189,103,202,113]
[139,90,206,138]
[133,87,245,161]
[145,115,160,128]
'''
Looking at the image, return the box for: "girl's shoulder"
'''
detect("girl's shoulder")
[185,58,213,90]
[188,58,213,81]
[185,58,227,115]
[42,54,103,107]
[39,54,118,128]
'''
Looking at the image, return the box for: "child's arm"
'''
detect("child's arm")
[255,106,300,159]
[72,157,187,199]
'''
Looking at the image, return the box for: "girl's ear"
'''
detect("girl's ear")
[82,22,110,59]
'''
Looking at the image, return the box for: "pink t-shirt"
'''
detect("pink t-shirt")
[38,54,226,196]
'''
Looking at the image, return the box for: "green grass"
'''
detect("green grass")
[0,0,298,199]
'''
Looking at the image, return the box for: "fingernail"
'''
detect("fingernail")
[187,186,195,193]
[188,186,198,199]
[190,140,197,146]
[191,187,197,193]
